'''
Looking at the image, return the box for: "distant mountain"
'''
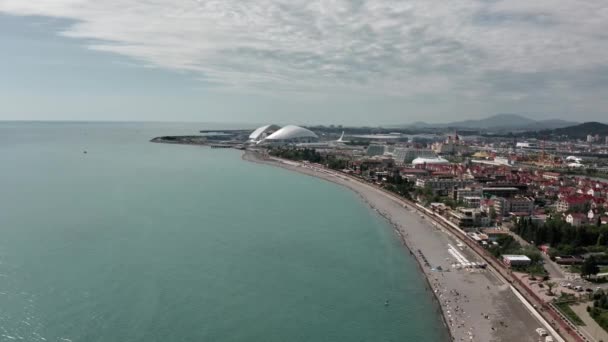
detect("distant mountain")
[403,114,577,131]
[535,122,608,139]
[528,119,581,130]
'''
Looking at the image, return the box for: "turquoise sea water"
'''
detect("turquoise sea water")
[0,122,447,342]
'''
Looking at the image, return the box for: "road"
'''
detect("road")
[506,228,566,280]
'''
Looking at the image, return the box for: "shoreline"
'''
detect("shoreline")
[243,150,548,342]
[242,151,455,340]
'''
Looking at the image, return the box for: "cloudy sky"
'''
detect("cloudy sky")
[1,0,608,125]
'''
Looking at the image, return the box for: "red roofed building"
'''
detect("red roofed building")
[557,187,577,199]
[538,245,551,255]
[591,197,607,209]
[542,172,561,181]
[566,213,589,227]
[557,195,592,212]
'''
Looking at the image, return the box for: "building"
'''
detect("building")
[248,124,280,143]
[449,208,490,228]
[393,148,436,164]
[261,125,318,145]
[481,228,510,242]
[502,255,532,267]
[491,197,508,217]
[411,157,449,167]
[416,178,475,195]
[492,197,536,219]
[482,187,520,198]
[366,144,386,156]
[588,209,599,221]
[432,134,469,155]
[453,187,483,202]
[566,213,589,227]
[399,168,430,179]
[463,196,482,208]
[556,196,591,212]
[538,245,551,255]
[542,172,561,181]
[554,256,584,265]
[471,157,511,167]
[508,197,535,215]
[516,142,538,149]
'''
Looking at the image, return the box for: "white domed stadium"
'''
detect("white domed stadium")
[261,125,318,145]
[412,157,449,166]
[248,124,280,143]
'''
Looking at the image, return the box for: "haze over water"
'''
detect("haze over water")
[0,122,447,342]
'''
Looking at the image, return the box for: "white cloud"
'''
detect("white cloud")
[2,0,608,102]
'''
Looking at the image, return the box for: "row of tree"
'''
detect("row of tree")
[382,174,415,200]
[269,147,350,171]
[269,148,322,163]
[514,217,608,250]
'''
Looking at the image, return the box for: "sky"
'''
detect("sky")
[1,1,608,126]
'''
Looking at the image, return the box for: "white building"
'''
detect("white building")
[261,125,318,145]
[248,124,280,143]
[432,134,468,155]
[502,255,531,267]
[449,208,490,228]
[411,156,449,166]
[566,213,588,227]
[393,148,436,164]
[463,196,482,208]
[416,178,475,195]
[453,187,483,202]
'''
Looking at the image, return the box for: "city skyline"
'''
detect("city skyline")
[2,1,608,125]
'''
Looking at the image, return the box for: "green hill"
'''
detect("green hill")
[542,122,608,139]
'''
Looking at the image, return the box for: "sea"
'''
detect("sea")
[0,122,448,342]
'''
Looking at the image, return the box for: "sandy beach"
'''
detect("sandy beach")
[243,150,551,342]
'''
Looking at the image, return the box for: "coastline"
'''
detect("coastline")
[243,150,547,342]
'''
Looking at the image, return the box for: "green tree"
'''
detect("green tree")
[546,281,556,296]
[597,233,605,246]
[581,256,600,279]
[490,206,497,220]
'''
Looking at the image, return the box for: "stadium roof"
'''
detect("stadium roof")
[412,157,449,165]
[264,125,318,141]
[249,124,280,141]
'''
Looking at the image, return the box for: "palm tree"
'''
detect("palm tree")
[546,281,556,296]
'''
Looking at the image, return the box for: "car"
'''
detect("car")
[535,328,548,337]
[586,288,593,292]
[538,283,544,288]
